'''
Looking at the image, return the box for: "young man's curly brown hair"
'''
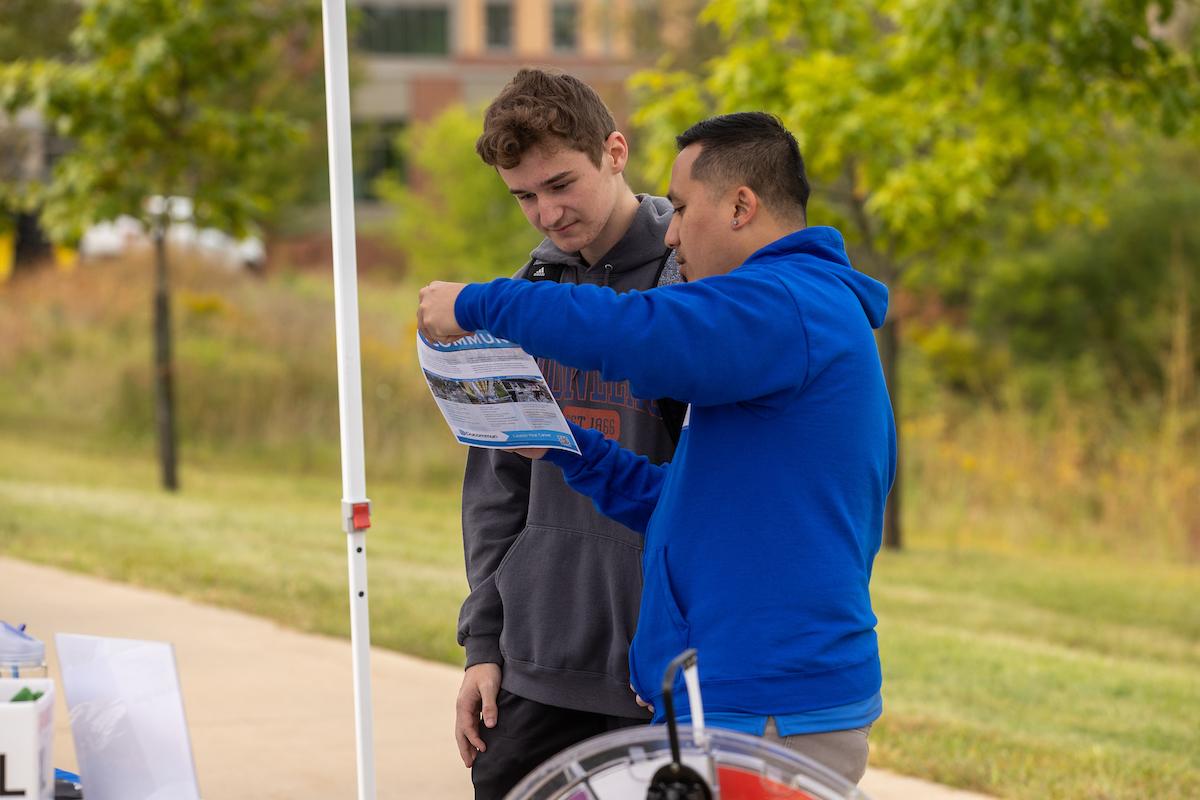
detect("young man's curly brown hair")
[476,68,617,169]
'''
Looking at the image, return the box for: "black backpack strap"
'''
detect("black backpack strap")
[652,249,671,284]
[656,398,688,445]
[524,261,567,283]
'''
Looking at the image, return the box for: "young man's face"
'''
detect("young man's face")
[497,134,627,255]
[664,144,744,282]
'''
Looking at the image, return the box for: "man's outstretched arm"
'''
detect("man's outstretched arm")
[417,274,810,407]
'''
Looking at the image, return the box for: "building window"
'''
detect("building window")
[485,2,512,51]
[551,2,578,52]
[357,5,450,56]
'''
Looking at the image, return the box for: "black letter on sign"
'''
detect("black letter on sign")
[0,754,28,797]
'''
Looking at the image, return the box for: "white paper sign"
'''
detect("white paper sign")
[56,634,200,800]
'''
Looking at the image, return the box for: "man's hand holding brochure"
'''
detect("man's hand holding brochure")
[417,330,579,454]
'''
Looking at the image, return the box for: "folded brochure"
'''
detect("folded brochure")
[417,331,580,453]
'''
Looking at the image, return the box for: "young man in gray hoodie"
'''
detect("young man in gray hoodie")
[454,68,682,799]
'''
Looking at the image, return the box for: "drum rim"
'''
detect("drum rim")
[503,723,870,800]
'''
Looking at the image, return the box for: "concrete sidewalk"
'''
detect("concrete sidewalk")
[1,558,992,799]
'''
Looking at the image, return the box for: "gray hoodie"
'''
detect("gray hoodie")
[457,195,680,717]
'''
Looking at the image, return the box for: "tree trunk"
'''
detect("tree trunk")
[153,219,179,491]
[878,314,902,550]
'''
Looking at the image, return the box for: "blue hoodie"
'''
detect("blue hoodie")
[454,226,896,721]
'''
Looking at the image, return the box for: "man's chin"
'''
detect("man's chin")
[547,230,582,252]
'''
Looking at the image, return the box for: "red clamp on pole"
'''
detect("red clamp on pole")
[342,500,372,533]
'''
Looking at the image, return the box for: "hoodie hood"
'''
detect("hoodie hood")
[528,195,673,278]
[748,226,889,329]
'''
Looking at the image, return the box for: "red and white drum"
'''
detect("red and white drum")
[504,723,871,800]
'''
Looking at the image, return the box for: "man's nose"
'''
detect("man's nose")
[539,197,564,228]
[664,216,680,249]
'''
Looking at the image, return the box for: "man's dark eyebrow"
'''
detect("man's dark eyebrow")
[509,171,575,196]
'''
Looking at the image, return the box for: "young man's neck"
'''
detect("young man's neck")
[580,188,641,265]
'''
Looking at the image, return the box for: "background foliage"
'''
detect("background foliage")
[0,0,324,240]
[375,105,540,284]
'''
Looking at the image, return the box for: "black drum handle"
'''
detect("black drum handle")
[646,649,712,800]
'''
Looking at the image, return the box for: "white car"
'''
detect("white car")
[80,196,265,270]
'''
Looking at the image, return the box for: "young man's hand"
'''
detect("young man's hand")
[455,662,502,767]
[632,683,655,714]
[417,281,469,343]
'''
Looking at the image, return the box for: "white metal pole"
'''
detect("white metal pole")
[319,2,376,798]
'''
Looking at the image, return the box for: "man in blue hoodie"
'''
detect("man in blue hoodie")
[418,112,896,784]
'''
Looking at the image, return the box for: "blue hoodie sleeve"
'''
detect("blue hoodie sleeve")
[543,422,667,534]
[454,271,809,406]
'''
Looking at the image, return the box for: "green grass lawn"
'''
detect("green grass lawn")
[871,550,1198,797]
[1,432,1196,799]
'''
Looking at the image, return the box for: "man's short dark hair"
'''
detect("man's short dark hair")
[676,112,810,222]
[477,68,617,169]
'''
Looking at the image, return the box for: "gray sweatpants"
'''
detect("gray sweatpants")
[760,717,872,785]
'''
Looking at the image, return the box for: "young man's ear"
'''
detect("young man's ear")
[731,186,760,229]
[604,131,630,173]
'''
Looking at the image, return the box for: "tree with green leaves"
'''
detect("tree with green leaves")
[632,0,1198,547]
[0,0,320,490]
[972,140,1200,404]
[375,105,540,285]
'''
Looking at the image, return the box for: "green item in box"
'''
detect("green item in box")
[8,686,44,702]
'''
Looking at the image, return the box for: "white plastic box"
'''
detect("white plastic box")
[0,677,54,800]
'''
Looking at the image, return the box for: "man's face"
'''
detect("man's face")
[497,137,624,255]
[664,144,742,282]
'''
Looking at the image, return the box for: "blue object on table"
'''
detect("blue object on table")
[55,769,83,799]
[1,620,46,678]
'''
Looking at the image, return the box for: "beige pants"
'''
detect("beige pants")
[760,717,872,785]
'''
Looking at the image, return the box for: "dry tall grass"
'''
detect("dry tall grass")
[905,398,1198,562]
[0,248,462,483]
